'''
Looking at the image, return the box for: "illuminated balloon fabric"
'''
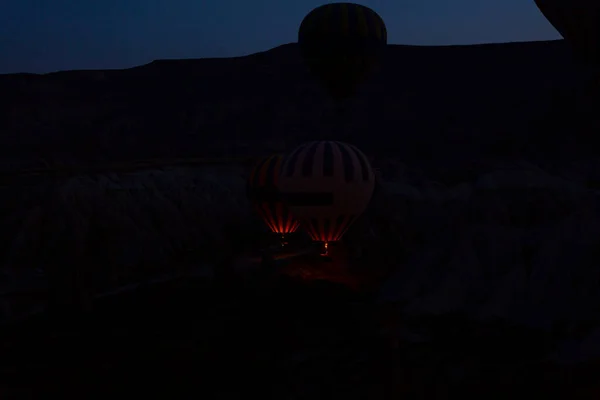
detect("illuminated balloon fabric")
[278,141,375,242]
[298,3,387,100]
[247,155,300,235]
[534,0,600,65]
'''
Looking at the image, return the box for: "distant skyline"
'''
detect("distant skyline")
[1,0,561,74]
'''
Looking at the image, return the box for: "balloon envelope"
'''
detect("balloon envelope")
[298,2,387,100]
[278,141,375,242]
[534,0,600,66]
[247,155,300,235]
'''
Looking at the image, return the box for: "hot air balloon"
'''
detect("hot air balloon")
[278,141,375,256]
[298,2,387,101]
[534,0,600,66]
[247,155,300,245]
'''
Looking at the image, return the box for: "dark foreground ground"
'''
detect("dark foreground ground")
[1,266,599,399]
[0,272,390,399]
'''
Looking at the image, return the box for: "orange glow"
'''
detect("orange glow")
[321,241,329,256]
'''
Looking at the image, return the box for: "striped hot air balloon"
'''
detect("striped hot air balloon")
[247,155,300,239]
[534,0,600,66]
[298,2,387,101]
[278,141,375,253]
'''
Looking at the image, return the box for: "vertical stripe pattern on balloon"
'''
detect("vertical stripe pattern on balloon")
[279,141,375,242]
[247,155,300,234]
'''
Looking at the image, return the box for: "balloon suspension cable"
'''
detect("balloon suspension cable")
[333,99,349,125]
[320,97,346,134]
[333,98,346,116]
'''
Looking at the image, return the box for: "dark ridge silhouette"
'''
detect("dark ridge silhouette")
[1,40,599,183]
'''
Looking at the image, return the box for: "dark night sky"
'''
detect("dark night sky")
[1,0,560,74]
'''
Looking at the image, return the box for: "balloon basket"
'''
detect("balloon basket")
[253,231,313,265]
[276,234,289,249]
[320,242,330,257]
[316,241,344,260]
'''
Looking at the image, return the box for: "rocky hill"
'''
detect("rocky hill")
[3,40,600,393]
[1,40,599,182]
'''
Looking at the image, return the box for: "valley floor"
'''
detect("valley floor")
[0,270,599,399]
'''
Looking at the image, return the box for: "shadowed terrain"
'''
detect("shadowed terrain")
[2,40,600,397]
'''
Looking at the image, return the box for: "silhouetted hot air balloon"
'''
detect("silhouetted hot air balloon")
[534,0,600,66]
[247,155,300,244]
[278,141,375,255]
[298,2,387,101]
